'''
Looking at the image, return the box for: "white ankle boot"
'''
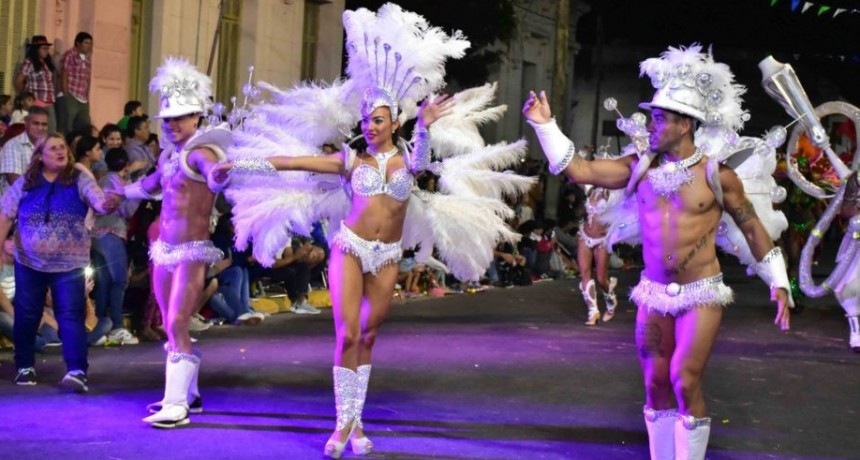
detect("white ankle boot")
[601,276,618,322]
[644,406,676,460]
[674,413,711,460]
[143,352,199,428]
[324,367,357,459]
[847,315,860,353]
[582,279,600,325]
[351,365,374,455]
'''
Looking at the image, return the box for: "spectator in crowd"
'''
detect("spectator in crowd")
[10,91,35,125]
[0,106,49,194]
[15,36,57,132]
[0,95,12,137]
[263,239,323,314]
[145,133,161,161]
[58,32,93,134]
[93,147,141,345]
[124,115,155,179]
[0,132,119,392]
[209,213,265,324]
[93,123,123,177]
[117,101,143,132]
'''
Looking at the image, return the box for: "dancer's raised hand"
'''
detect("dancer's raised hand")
[522,90,552,124]
[418,93,455,128]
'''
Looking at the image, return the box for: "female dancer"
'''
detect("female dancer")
[578,183,618,325]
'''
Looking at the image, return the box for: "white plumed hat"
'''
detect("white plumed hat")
[149,57,212,119]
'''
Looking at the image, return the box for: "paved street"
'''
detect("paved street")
[1,258,857,459]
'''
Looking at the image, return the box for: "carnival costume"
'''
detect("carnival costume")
[578,154,623,324]
[222,4,534,457]
[529,44,793,460]
[760,56,860,352]
[125,58,230,428]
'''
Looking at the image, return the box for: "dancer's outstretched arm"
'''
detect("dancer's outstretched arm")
[523,90,632,189]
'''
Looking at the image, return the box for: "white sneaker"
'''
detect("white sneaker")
[290,300,321,315]
[188,314,211,332]
[107,328,140,345]
[236,311,263,325]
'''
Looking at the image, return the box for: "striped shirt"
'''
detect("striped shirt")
[0,132,35,196]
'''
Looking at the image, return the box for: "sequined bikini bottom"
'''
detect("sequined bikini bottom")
[150,239,224,272]
[579,230,606,249]
[630,273,733,317]
[331,223,402,275]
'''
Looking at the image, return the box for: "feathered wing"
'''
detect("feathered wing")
[715,136,788,266]
[403,191,520,282]
[225,82,352,267]
[430,82,508,158]
[599,187,641,252]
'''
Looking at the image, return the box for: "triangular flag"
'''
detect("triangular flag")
[802,2,813,13]
[791,0,802,11]
[834,8,846,17]
[770,0,780,5]
[818,5,831,15]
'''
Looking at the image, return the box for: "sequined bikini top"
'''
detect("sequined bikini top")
[349,148,413,202]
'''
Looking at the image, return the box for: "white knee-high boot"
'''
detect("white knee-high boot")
[644,406,677,460]
[601,276,619,322]
[351,365,374,455]
[839,296,860,352]
[674,414,711,460]
[147,347,202,414]
[142,351,199,428]
[325,366,357,459]
[582,279,600,325]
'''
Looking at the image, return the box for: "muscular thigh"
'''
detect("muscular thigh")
[672,305,723,377]
[329,246,364,329]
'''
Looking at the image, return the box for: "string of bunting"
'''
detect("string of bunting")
[769,0,860,17]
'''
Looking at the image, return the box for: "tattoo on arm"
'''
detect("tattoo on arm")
[727,199,756,225]
[636,322,664,359]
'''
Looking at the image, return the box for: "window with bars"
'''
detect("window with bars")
[0,0,38,96]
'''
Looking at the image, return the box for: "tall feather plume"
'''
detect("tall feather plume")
[343,3,470,123]
[430,83,508,158]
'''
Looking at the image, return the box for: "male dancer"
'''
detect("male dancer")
[523,46,791,459]
[124,58,229,428]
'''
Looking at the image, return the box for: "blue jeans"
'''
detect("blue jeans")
[211,266,253,322]
[93,234,129,329]
[13,263,88,373]
[0,312,48,351]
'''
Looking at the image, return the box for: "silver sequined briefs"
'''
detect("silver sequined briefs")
[630,273,733,316]
[150,239,224,272]
[331,223,402,275]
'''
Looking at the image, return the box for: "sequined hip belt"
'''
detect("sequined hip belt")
[331,223,402,275]
[630,273,733,317]
[150,239,224,272]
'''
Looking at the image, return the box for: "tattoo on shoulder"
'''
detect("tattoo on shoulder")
[636,322,664,359]
[727,199,756,225]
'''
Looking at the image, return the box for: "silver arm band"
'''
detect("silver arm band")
[409,125,431,173]
[124,181,158,201]
[231,158,278,176]
[526,118,575,176]
[754,246,794,307]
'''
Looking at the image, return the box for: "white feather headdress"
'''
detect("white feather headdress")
[343,3,470,122]
[639,44,749,133]
[149,57,212,119]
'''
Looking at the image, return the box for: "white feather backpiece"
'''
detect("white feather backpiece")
[430,82,508,158]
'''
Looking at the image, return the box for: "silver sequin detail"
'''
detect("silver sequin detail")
[644,406,677,422]
[646,149,704,198]
[678,413,712,430]
[331,223,402,275]
[161,153,180,188]
[757,246,783,265]
[350,148,413,202]
[549,141,575,176]
[630,273,733,316]
[410,126,431,172]
[355,364,371,429]
[578,230,606,249]
[150,239,224,272]
[332,366,357,432]
[167,351,201,365]
[232,158,277,176]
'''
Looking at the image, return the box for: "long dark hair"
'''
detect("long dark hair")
[23,133,78,190]
[24,42,55,73]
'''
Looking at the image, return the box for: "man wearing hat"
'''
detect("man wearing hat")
[15,36,57,132]
[122,57,230,428]
[523,45,792,459]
